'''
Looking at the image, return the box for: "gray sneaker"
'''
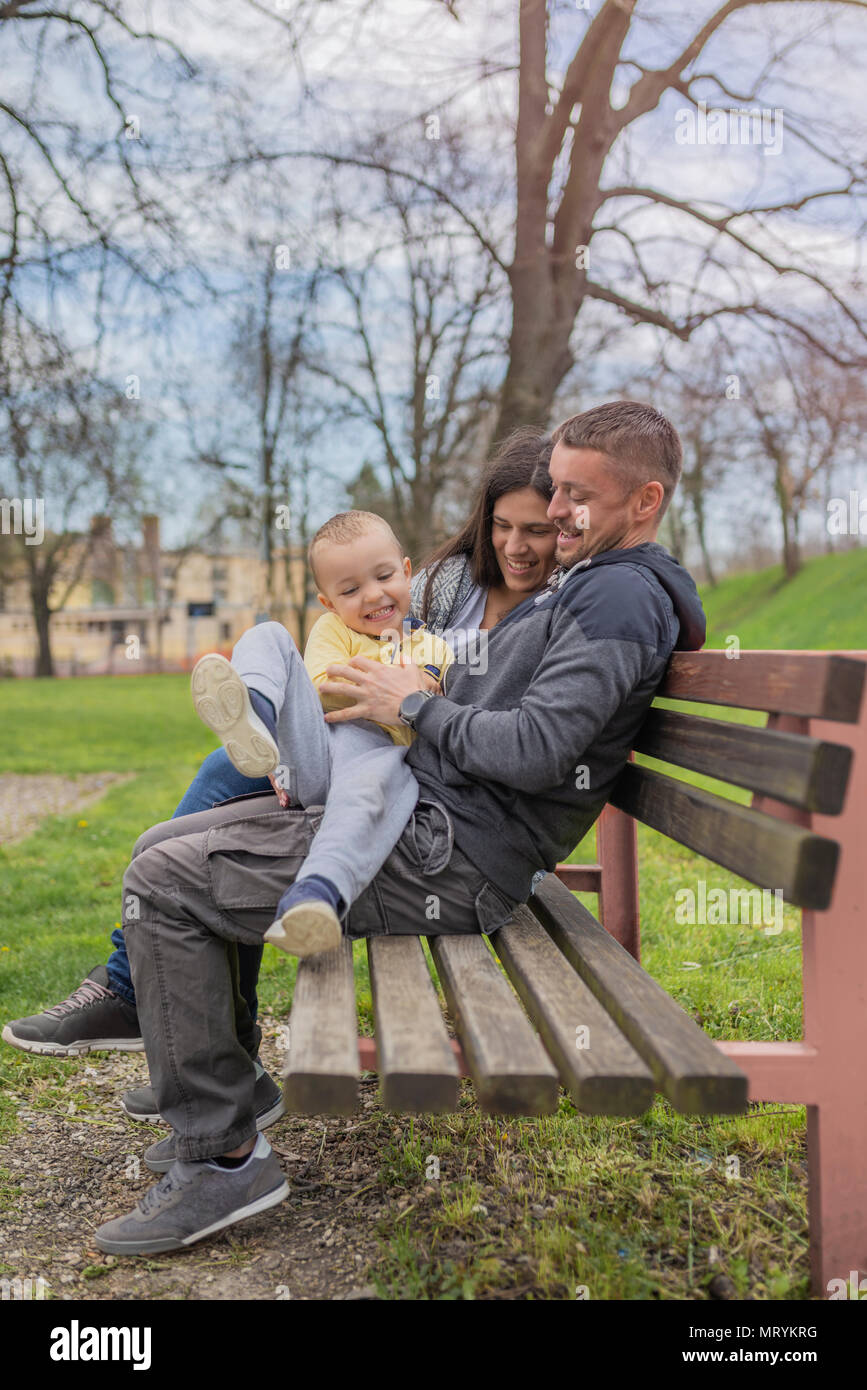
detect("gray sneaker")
[122,1062,284,1130]
[1,966,143,1056]
[141,1080,285,1171]
[94,1134,289,1255]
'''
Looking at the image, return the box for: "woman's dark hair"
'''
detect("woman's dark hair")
[418,428,554,622]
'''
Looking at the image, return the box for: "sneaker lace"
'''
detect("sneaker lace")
[139,1167,195,1216]
[44,978,112,1018]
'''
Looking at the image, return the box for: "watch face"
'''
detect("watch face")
[400,690,429,725]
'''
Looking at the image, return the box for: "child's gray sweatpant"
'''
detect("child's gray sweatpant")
[231,621,419,912]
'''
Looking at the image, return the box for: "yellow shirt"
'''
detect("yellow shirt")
[304,611,455,747]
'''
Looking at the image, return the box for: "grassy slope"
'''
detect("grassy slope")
[699,547,867,651]
[0,550,863,1299]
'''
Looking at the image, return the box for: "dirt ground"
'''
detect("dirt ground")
[0,1019,396,1301]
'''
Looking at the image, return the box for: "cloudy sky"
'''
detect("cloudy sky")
[2,0,864,561]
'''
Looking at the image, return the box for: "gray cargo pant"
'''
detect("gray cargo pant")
[123,792,519,1162]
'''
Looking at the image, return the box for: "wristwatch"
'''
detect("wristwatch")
[398,688,436,730]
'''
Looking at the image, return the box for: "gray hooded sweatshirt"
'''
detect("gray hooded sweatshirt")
[406,541,706,901]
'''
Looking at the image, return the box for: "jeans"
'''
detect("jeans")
[105,748,270,1012]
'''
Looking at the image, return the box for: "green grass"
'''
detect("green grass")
[1,548,864,1298]
[699,547,867,651]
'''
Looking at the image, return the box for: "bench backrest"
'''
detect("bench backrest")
[611,652,866,911]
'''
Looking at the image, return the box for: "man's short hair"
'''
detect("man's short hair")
[308,510,404,588]
[551,401,683,515]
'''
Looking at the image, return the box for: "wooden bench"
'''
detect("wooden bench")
[282,649,866,1297]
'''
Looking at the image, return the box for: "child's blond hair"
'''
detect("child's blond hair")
[308,510,404,588]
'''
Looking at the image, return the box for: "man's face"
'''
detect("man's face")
[546,443,653,568]
[316,530,413,638]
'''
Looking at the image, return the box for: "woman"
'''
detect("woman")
[413,427,557,633]
[3,429,560,1115]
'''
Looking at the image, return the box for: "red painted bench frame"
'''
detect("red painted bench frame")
[556,649,867,1298]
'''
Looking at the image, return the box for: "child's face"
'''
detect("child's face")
[316,529,412,638]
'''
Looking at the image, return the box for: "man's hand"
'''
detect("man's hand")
[320,656,430,726]
[268,771,290,809]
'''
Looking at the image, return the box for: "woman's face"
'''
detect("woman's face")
[489,486,558,595]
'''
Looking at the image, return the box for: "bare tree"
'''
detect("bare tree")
[305,163,503,559]
[500,0,867,433]
[256,0,866,438]
[741,341,866,578]
[0,2,199,357]
[0,320,150,674]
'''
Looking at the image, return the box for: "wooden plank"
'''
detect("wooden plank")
[530,875,748,1114]
[660,651,865,723]
[283,938,359,1115]
[367,937,459,1113]
[429,934,559,1116]
[610,764,840,910]
[634,708,853,814]
[555,863,601,891]
[492,907,654,1115]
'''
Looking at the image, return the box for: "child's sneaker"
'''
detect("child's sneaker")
[265,901,342,958]
[191,653,279,778]
[265,877,343,958]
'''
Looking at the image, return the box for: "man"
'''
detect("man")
[93,401,706,1254]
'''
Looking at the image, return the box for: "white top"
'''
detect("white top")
[449,583,486,632]
[440,582,486,679]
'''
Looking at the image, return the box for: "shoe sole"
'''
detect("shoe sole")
[264,903,342,958]
[1,1024,144,1057]
[93,1179,290,1255]
[191,654,279,778]
[121,1100,170,1125]
[141,1096,287,1166]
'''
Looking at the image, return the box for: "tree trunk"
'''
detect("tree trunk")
[774,460,801,580]
[694,498,717,588]
[493,0,628,440]
[33,598,54,677]
[780,510,801,579]
[496,283,579,438]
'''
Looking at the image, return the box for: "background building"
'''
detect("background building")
[0,515,320,676]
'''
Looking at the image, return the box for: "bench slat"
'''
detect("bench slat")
[530,875,748,1114]
[659,651,865,722]
[283,938,359,1116]
[610,764,839,909]
[429,935,559,1116]
[634,708,852,814]
[492,907,655,1115]
[367,937,459,1113]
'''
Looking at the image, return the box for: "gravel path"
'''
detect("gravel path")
[0,1020,389,1301]
[0,773,135,845]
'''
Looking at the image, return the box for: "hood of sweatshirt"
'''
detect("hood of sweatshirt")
[563,542,706,651]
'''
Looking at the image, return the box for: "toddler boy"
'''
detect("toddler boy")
[190,510,453,958]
